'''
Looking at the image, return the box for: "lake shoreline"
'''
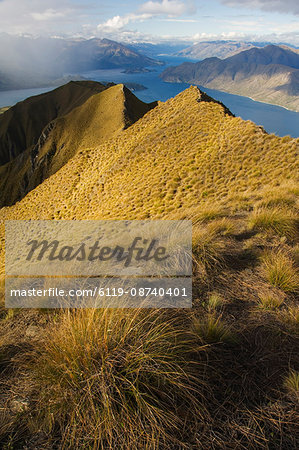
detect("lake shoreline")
[0,60,298,138]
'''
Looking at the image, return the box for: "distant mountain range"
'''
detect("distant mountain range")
[0,35,161,91]
[161,45,299,111]
[59,38,161,72]
[128,42,190,57]
[176,41,256,59]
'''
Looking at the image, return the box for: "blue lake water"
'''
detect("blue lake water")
[0,86,55,108]
[0,55,298,138]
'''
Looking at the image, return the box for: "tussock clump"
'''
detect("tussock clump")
[206,292,226,311]
[248,207,298,239]
[28,309,207,449]
[257,193,296,209]
[206,217,237,236]
[192,314,236,344]
[192,204,226,223]
[261,250,299,293]
[283,370,299,400]
[277,305,299,334]
[192,226,227,274]
[256,290,285,310]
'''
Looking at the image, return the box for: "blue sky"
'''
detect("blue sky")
[0,0,299,45]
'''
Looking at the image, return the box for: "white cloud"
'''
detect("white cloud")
[161,18,198,22]
[98,13,152,31]
[31,8,68,21]
[140,0,192,16]
[0,0,87,34]
[97,0,196,33]
[220,0,299,15]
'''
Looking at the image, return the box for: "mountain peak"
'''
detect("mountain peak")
[0,80,108,165]
[0,82,297,228]
[161,86,234,117]
[0,82,157,207]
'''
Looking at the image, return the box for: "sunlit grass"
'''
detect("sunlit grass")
[206,292,225,311]
[256,291,284,310]
[261,250,299,293]
[29,308,206,448]
[248,207,298,239]
[192,314,236,344]
[283,370,299,399]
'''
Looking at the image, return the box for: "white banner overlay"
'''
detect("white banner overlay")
[5,220,192,276]
[5,277,192,308]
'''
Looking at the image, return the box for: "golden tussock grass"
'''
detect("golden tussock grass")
[283,370,299,400]
[0,86,298,448]
[25,308,207,449]
[261,249,299,293]
[192,313,236,344]
[256,289,285,310]
[248,206,299,239]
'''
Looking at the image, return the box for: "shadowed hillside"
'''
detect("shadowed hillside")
[0,83,157,206]
[0,81,111,165]
[0,85,298,449]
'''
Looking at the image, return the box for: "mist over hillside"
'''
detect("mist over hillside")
[0,34,161,90]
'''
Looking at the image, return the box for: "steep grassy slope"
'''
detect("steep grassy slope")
[162,45,299,111]
[0,85,298,273]
[0,86,297,222]
[0,84,157,206]
[0,81,110,165]
[0,107,9,115]
[0,86,298,449]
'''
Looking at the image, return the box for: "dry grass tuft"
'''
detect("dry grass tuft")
[256,290,285,310]
[248,207,298,239]
[206,217,237,236]
[283,370,299,400]
[277,305,299,334]
[28,309,206,449]
[206,292,225,311]
[261,250,299,293]
[192,314,236,344]
[192,226,228,274]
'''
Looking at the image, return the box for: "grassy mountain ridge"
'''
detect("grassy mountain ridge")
[0,83,157,206]
[0,85,298,264]
[0,85,298,448]
[0,81,110,165]
[162,45,299,111]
